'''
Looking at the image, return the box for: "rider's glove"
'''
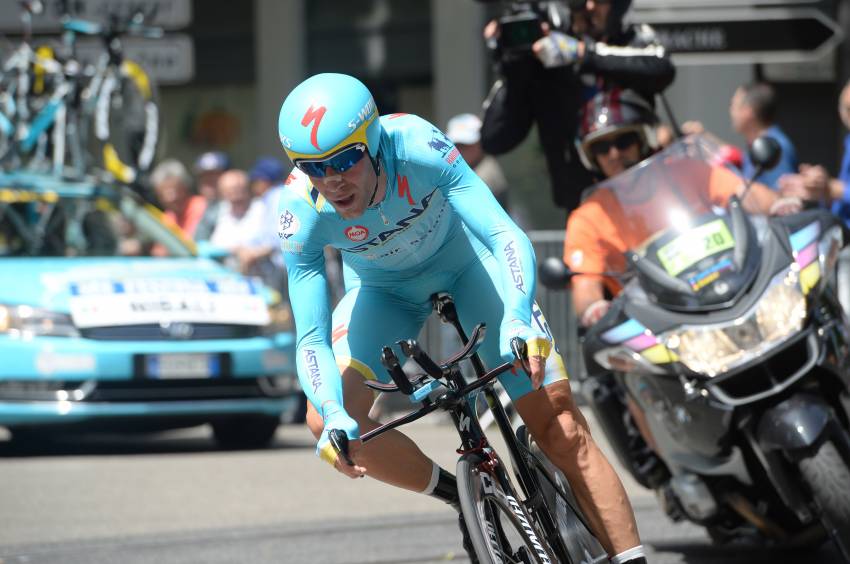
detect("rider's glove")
[316,411,360,466]
[534,31,581,68]
[580,299,612,328]
[499,318,552,366]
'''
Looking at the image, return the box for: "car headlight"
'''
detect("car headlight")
[663,267,806,377]
[0,304,80,338]
[263,301,293,335]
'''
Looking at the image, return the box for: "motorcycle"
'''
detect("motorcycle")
[541,132,850,559]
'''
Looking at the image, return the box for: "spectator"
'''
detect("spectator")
[778,80,850,316]
[194,151,231,202]
[151,159,207,240]
[249,156,291,293]
[193,151,231,241]
[250,156,286,199]
[729,82,798,189]
[779,80,850,219]
[209,169,270,276]
[446,113,510,211]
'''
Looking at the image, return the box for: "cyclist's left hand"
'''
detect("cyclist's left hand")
[500,319,552,389]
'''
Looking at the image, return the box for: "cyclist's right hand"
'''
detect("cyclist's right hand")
[317,413,366,478]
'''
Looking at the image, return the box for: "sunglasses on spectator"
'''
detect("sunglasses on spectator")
[589,131,641,157]
[293,144,367,178]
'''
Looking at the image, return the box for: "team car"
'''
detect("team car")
[0,171,300,448]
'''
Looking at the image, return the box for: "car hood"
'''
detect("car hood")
[0,258,271,327]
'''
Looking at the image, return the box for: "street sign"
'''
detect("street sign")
[634,0,823,8]
[0,0,192,33]
[75,34,194,85]
[632,7,844,65]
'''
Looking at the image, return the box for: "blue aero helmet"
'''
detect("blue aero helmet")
[278,73,382,178]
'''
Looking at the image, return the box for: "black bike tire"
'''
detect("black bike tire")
[94,60,159,184]
[516,425,608,563]
[457,452,556,564]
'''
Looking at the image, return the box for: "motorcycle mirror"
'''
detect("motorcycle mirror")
[538,256,573,289]
[539,256,628,290]
[748,135,782,174]
[740,135,782,204]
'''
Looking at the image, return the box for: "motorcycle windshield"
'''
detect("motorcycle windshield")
[585,133,760,310]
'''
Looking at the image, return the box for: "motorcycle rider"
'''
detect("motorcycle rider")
[561,88,800,490]
[481,0,675,214]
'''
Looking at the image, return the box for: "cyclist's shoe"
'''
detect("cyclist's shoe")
[458,513,479,564]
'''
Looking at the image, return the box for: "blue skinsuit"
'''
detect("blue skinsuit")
[277,114,567,446]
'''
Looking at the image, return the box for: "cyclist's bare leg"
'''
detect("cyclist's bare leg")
[305,365,434,492]
[515,379,640,556]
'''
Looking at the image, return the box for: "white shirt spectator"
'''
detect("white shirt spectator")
[210,198,269,251]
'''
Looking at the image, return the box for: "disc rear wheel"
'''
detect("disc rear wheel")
[516,425,609,563]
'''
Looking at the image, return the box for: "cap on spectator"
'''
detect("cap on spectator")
[194,151,231,173]
[446,113,482,145]
[249,157,286,183]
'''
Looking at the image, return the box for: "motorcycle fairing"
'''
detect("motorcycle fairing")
[630,199,762,312]
[788,219,822,295]
[590,316,679,374]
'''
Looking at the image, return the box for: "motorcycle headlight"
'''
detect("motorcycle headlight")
[663,268,805,377]
[0,304,80,338]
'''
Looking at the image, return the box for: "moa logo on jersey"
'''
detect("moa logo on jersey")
[427,129,452,156]
[345,225,369,242]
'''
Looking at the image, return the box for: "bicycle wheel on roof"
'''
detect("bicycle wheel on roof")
[94,59,159,184]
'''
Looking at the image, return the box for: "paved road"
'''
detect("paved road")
[0,412,842,563]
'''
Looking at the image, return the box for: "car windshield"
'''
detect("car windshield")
[0,183,194,258]
[583,133,747,264]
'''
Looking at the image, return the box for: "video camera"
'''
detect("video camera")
[476,0,579,59]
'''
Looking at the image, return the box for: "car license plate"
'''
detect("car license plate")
[145,354,219,379]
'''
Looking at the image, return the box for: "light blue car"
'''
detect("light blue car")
[0,172,300,448]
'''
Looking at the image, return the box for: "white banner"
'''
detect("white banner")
[69,277,270,327]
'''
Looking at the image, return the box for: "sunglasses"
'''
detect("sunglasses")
[293,143,367,178]
[588,131,641,157]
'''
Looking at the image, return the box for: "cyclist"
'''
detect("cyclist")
[277,73,646,564]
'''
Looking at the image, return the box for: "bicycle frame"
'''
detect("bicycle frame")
[357,294,580,562]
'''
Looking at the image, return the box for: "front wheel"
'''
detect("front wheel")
[516,425,608,563]
[457,453,556,564]
[799,439,850,561]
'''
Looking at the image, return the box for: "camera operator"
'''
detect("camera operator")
[478,0,675,214]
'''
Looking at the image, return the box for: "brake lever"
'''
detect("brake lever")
[329,428,354,466]
[510,337,531,376]
[381,346,414,395]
